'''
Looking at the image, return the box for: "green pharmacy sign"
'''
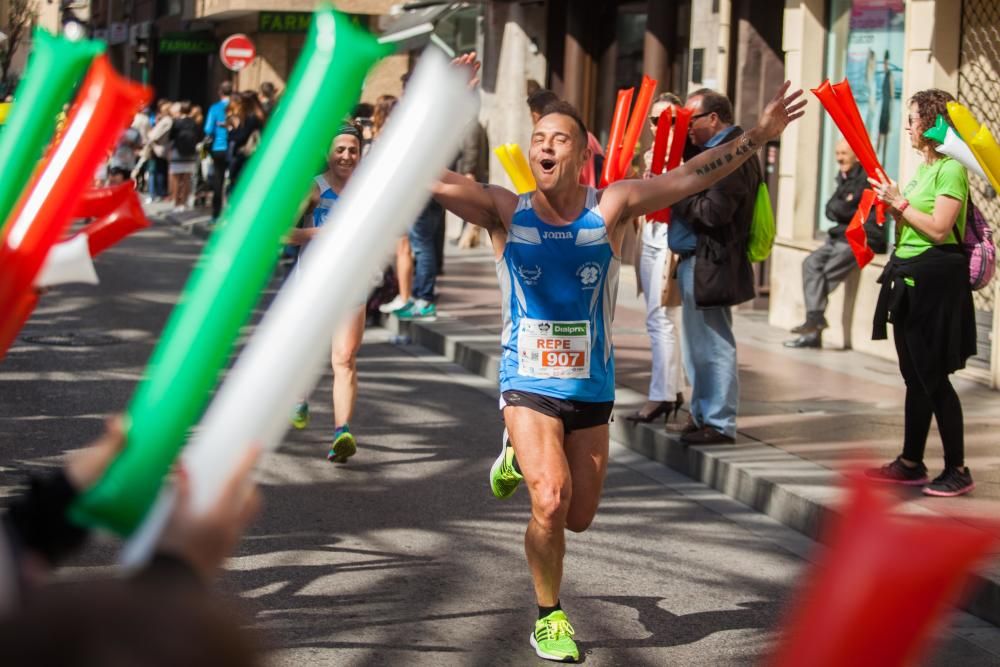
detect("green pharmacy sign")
[259,12,312,33]
[159,32,216,55]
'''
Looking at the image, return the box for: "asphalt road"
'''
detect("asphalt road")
[3,221,1000,666]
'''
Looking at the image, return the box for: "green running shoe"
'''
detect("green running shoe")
[291,401,310,430]
[395,299,437,321]
[489,428,523,499]
[530,610,578,662]
[328,424,357,463]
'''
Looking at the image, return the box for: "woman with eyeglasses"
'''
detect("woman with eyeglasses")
[624,92,686,425]
[865,89,977,496]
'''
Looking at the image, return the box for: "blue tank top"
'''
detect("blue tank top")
[497,188,620,402]
[313,175,339,228]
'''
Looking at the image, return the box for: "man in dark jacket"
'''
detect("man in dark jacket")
[785,141,885,348]
[669,89,760,445]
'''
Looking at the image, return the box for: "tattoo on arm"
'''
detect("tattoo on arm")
[694,133,760,176]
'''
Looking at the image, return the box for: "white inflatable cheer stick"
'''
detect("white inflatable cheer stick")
[123,48,480,566]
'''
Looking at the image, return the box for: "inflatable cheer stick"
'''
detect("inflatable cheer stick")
[650,105,672,176]
[74,181,135,219]
[769,476,998,667]
[0,29,104,235]
[845,189,876,269]
[649,106,692,223]
[71,8,391,536]
[813,80,886,223]
[924,115,988,182]
[617,75,658,179]
[0,292,38,358]
[947,101,980,145]
[121,49,480,565]
[969,124,1000,195]
[494,143,535,193]
[507,143,536,192]
[79,188,149,257]
[601,88,634,187]
[0,56,149,361]
[831,79,881,173]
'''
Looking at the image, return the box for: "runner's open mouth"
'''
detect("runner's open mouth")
[540,159,556,173]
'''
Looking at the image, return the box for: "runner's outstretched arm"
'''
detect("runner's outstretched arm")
[432,169,517,232]
[606,81,806,221]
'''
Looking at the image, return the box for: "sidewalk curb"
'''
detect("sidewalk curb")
[388,313,1000,627]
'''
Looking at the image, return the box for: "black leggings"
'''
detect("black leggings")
[895,324,965,469]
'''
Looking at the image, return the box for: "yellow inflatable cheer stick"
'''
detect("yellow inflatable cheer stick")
[947,101,980,144]
[948,101,1000,193]
[507,143,536,192]
[494,143,536,193]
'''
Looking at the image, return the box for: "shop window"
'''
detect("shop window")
[817,0,904,239]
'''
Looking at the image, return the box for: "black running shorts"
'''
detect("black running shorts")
[500,390,614,433]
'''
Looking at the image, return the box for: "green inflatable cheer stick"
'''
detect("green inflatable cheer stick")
[922,114,949,143]
[0,29,104,234]
[71,7,391,535]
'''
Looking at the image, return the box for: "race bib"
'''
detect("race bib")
[517,319,590,379]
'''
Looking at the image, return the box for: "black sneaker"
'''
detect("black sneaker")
[864,457,929,486]
[923,467,975,497]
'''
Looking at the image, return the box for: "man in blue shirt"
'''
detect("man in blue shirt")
[669,89,761,446]
[204,82,232,220]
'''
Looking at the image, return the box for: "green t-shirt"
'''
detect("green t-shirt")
[896,156,968,259]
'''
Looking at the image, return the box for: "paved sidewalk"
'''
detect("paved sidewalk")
[153,203,1000,624]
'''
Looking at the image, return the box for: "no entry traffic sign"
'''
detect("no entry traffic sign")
[220,34,256,72]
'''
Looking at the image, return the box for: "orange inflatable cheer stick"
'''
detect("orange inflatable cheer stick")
[616,75,658,179]
[600,87,633,187]
[0,56,149,360]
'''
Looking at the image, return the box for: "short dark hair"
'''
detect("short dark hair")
[219,81,233,97]
[527,88,560,115]
[260,81,275,97]
[537,100,589,144]
[688,88,734,124]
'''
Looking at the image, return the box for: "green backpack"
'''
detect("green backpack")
[747,180,775,263]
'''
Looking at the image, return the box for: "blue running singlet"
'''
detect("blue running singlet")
[496,187,620,402]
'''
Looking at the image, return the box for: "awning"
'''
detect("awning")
[377,1,473,54]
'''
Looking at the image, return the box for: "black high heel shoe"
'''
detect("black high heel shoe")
[625,393,685,424]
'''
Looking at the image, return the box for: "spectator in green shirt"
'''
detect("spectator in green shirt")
[865,88,977,497]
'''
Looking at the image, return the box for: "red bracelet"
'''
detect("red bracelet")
[897,199,910,213]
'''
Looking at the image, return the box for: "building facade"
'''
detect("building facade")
[771,0,1000,388]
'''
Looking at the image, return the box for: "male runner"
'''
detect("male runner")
[433,67,804,662]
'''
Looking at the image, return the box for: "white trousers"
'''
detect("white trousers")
[639,242,683,400]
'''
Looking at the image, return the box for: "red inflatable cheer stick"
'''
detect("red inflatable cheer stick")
[78,188,149,257]
[74,181,135,219]
[616,75,658,180]
[0,292,38,361]
[600,88,634,187]
[0,56,150,360]
[812,80,886,223]
[649,106,692,223]
[769,475,998,667]
[650,105,672,176]
[845,189,876,268]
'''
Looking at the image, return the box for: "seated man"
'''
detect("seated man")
[785,140,887,348]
